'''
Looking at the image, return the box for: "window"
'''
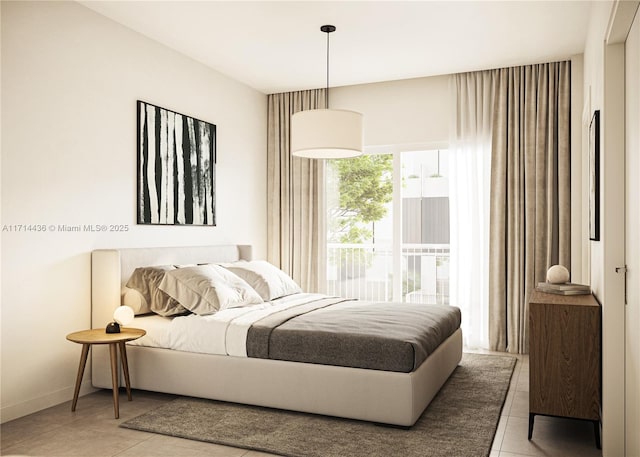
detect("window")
[325,148,449,304]
[401,149,450,304]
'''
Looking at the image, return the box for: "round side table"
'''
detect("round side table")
[66,328,146,419]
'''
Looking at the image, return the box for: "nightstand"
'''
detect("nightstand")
[66,328,146,418]
[528,290,601,448]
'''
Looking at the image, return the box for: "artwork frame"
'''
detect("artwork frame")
[137,101,216,226]
[589,110,600,241]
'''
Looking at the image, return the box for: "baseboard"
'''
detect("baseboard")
[0,380,96,424]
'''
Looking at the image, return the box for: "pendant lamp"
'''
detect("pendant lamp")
[291,25,363,159]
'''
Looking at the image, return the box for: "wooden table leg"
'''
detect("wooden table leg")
[118,341,132,401]
[71,344,90,412]
[109,343,119,419]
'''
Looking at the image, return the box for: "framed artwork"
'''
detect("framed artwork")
[137,101,216,226]
[589,110,600,241]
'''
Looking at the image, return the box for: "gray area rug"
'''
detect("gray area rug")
[121,353,516,457]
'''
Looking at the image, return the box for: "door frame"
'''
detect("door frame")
[623,6,640,456]
[601,2,639,455]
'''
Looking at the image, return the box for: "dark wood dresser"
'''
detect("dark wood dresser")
[528,290,601,448]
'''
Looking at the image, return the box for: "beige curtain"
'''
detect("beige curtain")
[267,89,326,292]
[489,61,571,354]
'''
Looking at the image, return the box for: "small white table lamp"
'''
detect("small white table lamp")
[106,306,135,333]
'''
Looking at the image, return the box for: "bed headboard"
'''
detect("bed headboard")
[91,245,251,329]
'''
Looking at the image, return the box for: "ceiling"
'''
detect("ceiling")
[80,1,593,94]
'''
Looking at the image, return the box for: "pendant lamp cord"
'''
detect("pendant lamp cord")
[325,29,330,108]
[320,25,336,108]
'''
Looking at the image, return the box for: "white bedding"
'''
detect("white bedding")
[128,293,326,356]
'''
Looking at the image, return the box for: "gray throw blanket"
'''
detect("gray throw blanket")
[247,297,461,372]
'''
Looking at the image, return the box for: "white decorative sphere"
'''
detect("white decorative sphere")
[546,265,570,284]
[113,305,135,326]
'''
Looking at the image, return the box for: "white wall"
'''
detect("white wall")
[329,75,450,148]
[1,1,267,422]
[584,1,611,296]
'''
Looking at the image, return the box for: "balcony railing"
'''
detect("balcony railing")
[326,243,450,304]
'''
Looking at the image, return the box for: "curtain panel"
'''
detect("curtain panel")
[267,89,327,293]
[489,61,571,354]
[449,70,497,349]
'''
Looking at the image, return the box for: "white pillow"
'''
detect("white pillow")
[158,265,263,315]
[221,260,302,301]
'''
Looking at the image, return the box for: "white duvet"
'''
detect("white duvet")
[127,293,325,357]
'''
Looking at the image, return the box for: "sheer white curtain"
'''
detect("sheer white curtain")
[448,71,496,349]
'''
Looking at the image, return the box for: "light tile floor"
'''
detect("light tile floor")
[1,354,602,457]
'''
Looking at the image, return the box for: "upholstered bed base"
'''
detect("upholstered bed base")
[91,245,462,426]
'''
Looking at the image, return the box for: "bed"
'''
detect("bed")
[91,245,463,426]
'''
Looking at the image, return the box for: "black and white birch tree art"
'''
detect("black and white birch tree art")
[137,101,216,225]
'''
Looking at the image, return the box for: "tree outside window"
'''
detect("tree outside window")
[326,154,393,276]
